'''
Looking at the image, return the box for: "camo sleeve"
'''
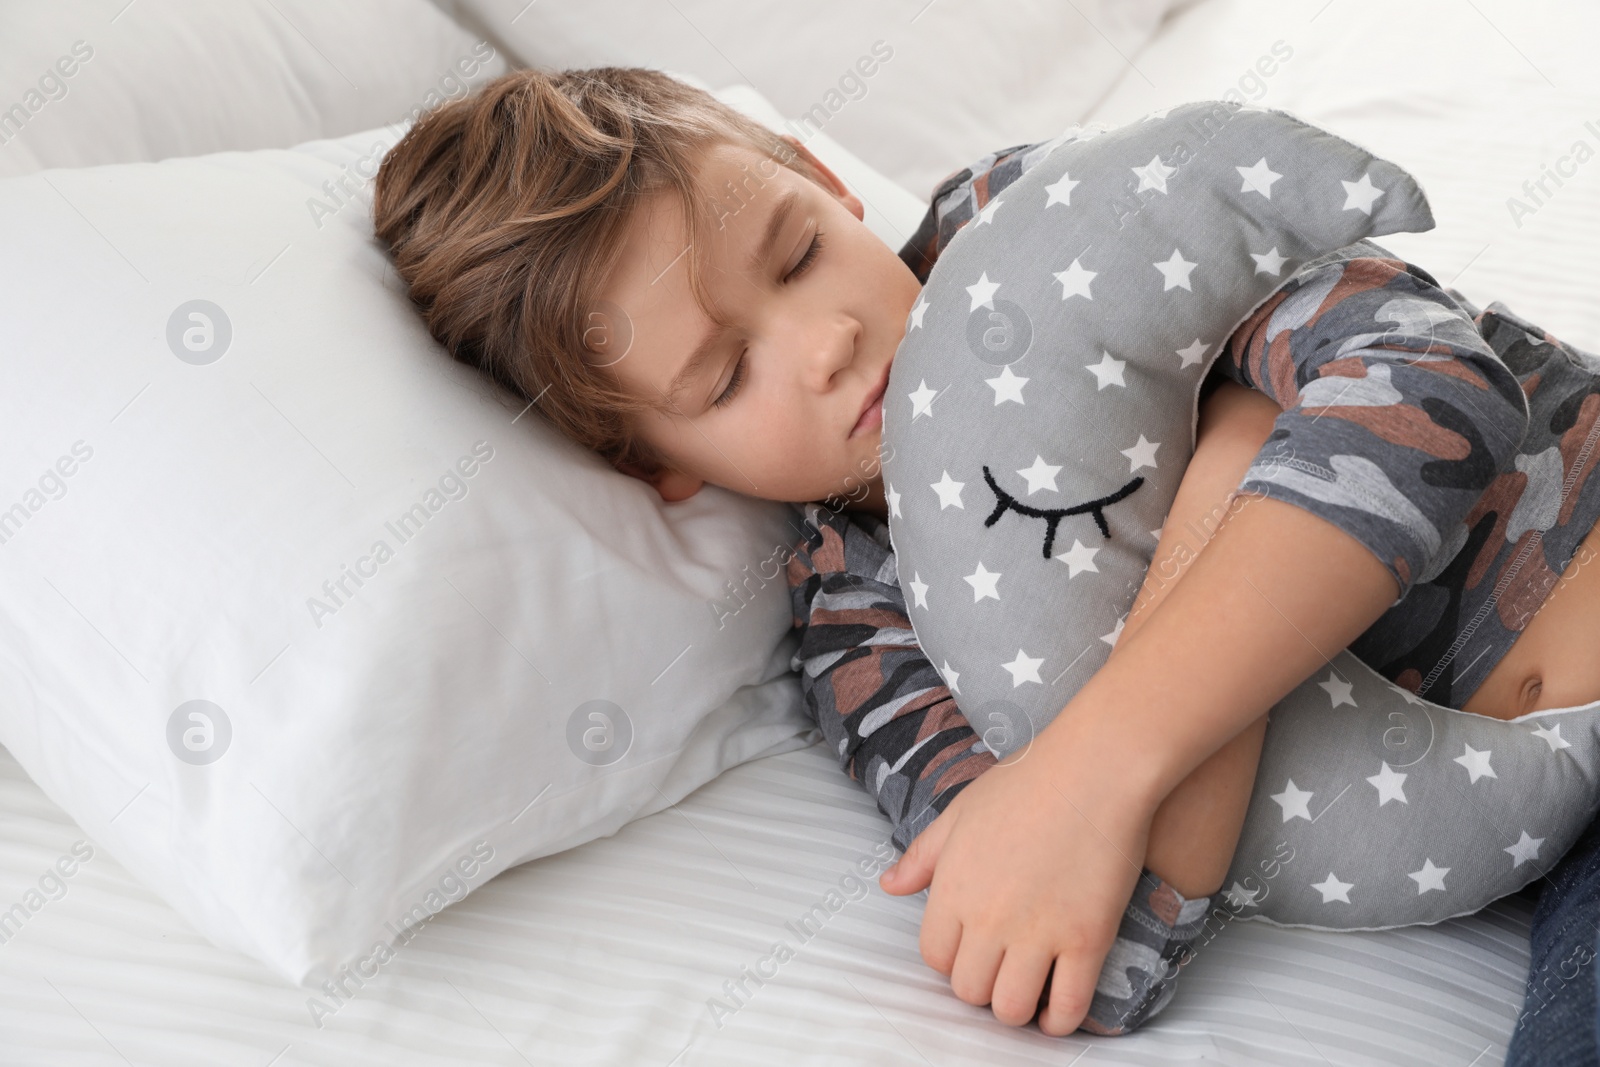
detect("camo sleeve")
[1208,239,1532,603]
[785,502,997,852]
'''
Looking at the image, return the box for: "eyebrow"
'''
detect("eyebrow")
[663,187,802,407]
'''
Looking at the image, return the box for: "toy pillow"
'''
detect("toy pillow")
[881,99,1600,930]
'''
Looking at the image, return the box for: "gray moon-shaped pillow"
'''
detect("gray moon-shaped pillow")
[881,100,1600,930]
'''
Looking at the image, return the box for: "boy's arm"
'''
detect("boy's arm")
[785,502,996,852]
[1119,378,1284,899]
[882,487,1399,1035]
[881,244,1533,1035]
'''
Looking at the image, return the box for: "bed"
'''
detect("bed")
[4,1,1597,1063]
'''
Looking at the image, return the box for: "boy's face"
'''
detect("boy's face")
[592,135,921,520]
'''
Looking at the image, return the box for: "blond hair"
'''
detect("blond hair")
[372,66,827,477]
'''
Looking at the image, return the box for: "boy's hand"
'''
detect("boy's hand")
[879,718,1156,1036]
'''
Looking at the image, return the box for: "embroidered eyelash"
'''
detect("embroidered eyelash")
[981,465,1145,560]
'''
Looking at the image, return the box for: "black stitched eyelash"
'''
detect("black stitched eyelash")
[981,465,1145,559]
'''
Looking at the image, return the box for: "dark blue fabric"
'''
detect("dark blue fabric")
[1507,810,1600,1067]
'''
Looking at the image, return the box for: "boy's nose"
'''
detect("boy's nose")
[806,315,862,390]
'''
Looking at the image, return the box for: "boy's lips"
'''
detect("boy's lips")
[850,361,891,439]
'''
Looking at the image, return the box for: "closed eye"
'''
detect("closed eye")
[786,230,825,281]
[981,465,1146,559]
[712,231,826,410]
[712,351,747,408]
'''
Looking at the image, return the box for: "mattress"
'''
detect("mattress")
[0,741,1538,1066]
[7,0,1600,1062]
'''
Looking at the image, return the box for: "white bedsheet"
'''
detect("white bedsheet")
[9,0,1600,1061]
[0,741,1536,1065]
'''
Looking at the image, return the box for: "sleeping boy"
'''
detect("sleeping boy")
[371,66,1600,1037]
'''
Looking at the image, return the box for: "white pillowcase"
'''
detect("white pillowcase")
[0,0,508,177]
[0,78,908,986]
[432,0,1190,197]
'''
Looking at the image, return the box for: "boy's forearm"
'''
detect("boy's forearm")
[1036,491,1401,812]
[1142,716,1267,897]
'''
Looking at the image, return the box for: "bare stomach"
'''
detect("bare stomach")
[1458,516,1600,720]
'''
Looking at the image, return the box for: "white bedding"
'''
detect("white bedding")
[7,0,1600,1061]
[0,742,1536,1066]
[1085,0,1600,353]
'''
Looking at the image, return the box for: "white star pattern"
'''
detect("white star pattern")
[908,297,929,330]
[1318,671,1356,708]
[1366,762,1408,806]
[966,272,1001,311]
[1001,649,1044,687]
[1311,872,1354,904]
[1251,246,1289,276]
[1086,350,1126,389]
[862,119,1522,925]
[1044,172,1079,207]
[1408,858,1449,894]
[1132,153,1176,194]
[1223,881,1261,909]
[1055,538,1100,577]
[1175,338,1209,368]
[1236,157,1283,198]
[1271,779,1314,822]
[1532,722,1572,751]
[930,470,965,509]
[1505,831,1545,869]
[985,364,1028,405]
[1121,434,1160,472]
[1053,257,1097,301]
[1454,743,1497,784]
[964,561,1001,602]
[1341,172,1385,214]
[1016,456,1061,494]
[1154,249,1198,291]
[938,660,961,696]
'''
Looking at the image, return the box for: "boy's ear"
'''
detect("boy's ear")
[615,459,704,503]
[779,134,864,222]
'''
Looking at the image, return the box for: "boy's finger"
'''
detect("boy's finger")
[918,911,962,977]
[879,811,950,895]
[989,945,1055,1027]
[1036,947,1104,1037]
[947,934,1005,1008]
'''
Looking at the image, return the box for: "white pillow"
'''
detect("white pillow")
[0,83,887,986]
[432,0,1190,196]
[0,0,508,177]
